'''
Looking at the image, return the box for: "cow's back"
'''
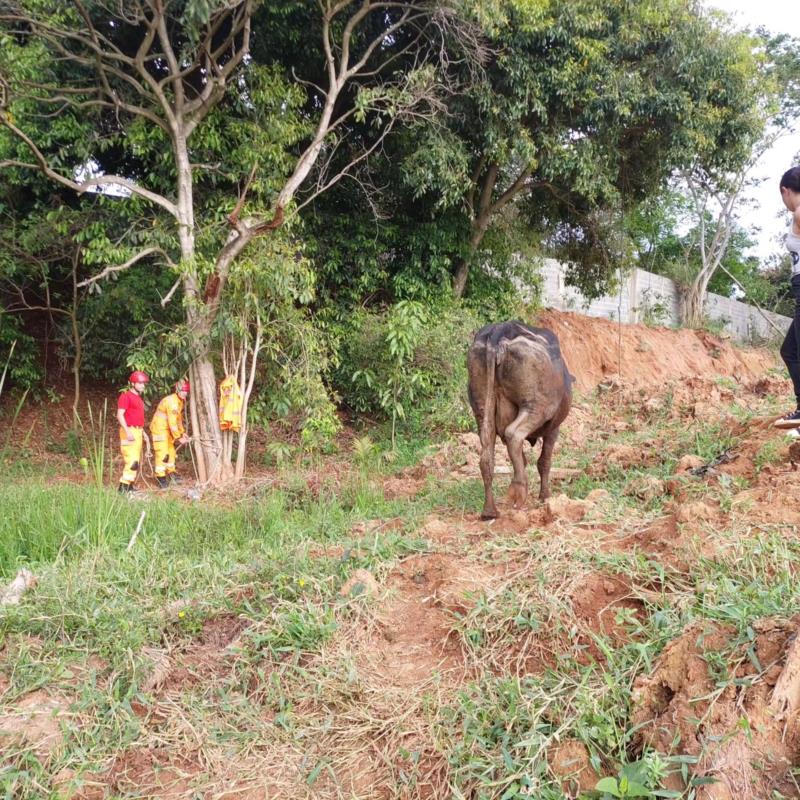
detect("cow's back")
[470,321,570,386]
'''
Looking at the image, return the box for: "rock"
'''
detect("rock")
[643,397,662,414]
[597,375,623,394]
[585,488,611,505]
[544,494,589,523]
[675,454,705,473]
[675,501,716,524]
[549,739,599,793]
[606,444,641,467]
[339,569,380,598]
[692,401,716,419]
[625,475,666,502]
[1,568,37,606]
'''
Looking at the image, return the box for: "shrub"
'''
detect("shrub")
[0,314,43,393]
[335,299,483,435]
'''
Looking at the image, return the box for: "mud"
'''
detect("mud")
[632,618,800,799]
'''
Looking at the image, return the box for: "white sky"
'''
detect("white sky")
[707,0,800,260]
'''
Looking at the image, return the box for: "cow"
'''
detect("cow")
[467,321,572,519]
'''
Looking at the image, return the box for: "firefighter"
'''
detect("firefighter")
[150,380,190,488]
[117,371,149,493]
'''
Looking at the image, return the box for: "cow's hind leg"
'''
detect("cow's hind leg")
[504,409,547,509]
[479,423,498,519]
[537,427,559,500]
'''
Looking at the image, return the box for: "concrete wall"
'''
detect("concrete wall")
[535,259,789,344]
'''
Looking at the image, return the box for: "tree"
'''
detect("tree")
[398,0,776,299]
[648,27,800,328]
[0,0,457,482]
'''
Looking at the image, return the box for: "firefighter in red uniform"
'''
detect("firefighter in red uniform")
[117,371,149,493]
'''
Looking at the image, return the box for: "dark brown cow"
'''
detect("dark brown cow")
[467,321,572,519]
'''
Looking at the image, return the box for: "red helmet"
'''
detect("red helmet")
[176,380,190,393]
[129,370,150,384]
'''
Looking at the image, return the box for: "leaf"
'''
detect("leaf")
[594,777,622,797]
[625,781,653,797]
[306,760,326,786]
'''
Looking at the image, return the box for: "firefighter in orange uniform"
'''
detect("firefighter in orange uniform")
[117,371,149,493]
[150,380,190,488]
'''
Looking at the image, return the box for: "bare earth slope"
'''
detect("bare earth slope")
[4,312,800,800]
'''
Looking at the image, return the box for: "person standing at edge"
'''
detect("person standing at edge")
[150,380,190,488]
[118,371,149,492]
[774,167,800,430]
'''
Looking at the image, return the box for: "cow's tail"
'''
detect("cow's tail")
[481,337,499,448]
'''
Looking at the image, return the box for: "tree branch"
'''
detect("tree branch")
[77,246,173,287]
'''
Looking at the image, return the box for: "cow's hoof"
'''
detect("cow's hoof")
[508,482,528,508]
[480,510,499,520]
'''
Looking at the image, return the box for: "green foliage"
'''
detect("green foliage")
[0,315,41,392]
[392,0,775,297]
[336,300,482,434]
[589,758,681,798]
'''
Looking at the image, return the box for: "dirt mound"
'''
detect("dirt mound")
[352,552,498,687]
[538,310,778,392]
[632,618,800,799]
[0,689,71,760]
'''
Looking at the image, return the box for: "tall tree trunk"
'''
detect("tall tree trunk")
[681,285,704,329]
[681,274,712,329]
[453,215,492,299]
[191,353,231,483]
[174,131,234,484]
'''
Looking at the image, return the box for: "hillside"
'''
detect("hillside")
[2,313,800,800]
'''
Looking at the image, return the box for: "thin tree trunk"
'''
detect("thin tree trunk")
[70,256,81,426]
[235,316,261,480]
[187,361,207,482]
[71,329,81,426]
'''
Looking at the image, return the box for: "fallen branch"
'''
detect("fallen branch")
[127,510,146,552]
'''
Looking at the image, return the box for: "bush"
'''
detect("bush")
[0,314,43,393]
[335,300,483,435]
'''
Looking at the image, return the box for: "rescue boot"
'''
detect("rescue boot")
[118,482,131,494]
[156,476,169,489]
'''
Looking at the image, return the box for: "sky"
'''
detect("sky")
[707,0,800,261]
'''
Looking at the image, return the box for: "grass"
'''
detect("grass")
[2,379,800,799]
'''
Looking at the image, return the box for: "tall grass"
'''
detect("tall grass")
[82,399,111,487]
